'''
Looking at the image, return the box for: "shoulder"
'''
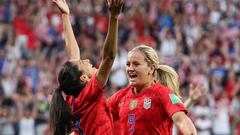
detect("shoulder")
[86,74,103,89]
[108,86,132,102]
[111,86,132,98]
[152,83,175,96]
[153,83,184,106]
[76,74,103,101]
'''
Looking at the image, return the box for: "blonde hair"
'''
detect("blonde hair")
[131,45,180,96]
[156,65,180,96]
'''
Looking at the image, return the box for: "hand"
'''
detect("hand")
[107,0,124,18]
[189,84,205,102]
[53,0,70,15]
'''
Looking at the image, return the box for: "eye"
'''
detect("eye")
[133,62,140,66]
[126,63,130,67]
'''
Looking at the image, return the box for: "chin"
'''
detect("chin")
[88,69,97,78]
[129,81,137,87]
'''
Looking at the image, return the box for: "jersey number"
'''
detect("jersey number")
[128,114,135,133]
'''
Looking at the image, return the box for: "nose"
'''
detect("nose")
[127,64,134,71]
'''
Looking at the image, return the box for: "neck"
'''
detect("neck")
[133,80,155,94]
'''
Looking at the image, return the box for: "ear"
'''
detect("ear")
[80,74,89,82]
[148,64,155,75]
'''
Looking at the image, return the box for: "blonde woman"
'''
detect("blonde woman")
[107,45,197,135]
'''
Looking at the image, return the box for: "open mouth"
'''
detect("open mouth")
[129,74,138,80]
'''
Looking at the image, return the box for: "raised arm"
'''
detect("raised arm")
[184,84,205,108]
[53,0,80,61]
[96,0,124,87]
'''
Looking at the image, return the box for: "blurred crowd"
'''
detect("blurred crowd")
[0,0,240,135]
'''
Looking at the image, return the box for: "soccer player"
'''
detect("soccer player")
[107,45,197,135]
[49,0,124,135]
[111,64,204,134]
[111,66,204,135]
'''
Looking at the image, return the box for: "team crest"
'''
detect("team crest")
[143,97,151,110]
[129,99,138,110]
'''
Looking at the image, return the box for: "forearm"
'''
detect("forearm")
[178,117,197,135]
[62,14,80,60]
[176,117,197,135]
[96,16,119,86]
[172,112,197,135]
[102,16,119,60]
[95,0,123,86]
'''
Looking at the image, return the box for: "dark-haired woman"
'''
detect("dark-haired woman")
[49,0,124,135]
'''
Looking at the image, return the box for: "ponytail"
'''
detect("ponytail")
[155,65,180,97]
[49,87,73,135]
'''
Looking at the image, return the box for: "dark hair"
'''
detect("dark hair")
[49,61,86,135]
[2,97,15,107]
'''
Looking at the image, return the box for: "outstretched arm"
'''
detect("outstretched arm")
[184,84,205,108]
[96,0,124,87]
[53,0,80,61]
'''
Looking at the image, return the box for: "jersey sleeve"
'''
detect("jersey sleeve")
[78,75,104,100]
[72,75,104,113]
[160,89,188,117]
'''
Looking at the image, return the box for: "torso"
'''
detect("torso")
[66,75,113,135]
[107,83,187,135]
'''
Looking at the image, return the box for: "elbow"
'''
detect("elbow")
[184,130,197,135]
[180,123,197,135]
[178,120,197,135]
[178,123,197,135]
[173,112,197,135]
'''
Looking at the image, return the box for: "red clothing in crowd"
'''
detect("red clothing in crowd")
[13,16,38,49]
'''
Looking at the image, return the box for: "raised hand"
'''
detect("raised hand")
[53,0,70,15]
[189,84,205,102]
[53,0,80,61]
[184,84,205,108]
[107,0,124,18]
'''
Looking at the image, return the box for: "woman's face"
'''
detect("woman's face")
[74,59,97,79]
[126,50,154,90]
